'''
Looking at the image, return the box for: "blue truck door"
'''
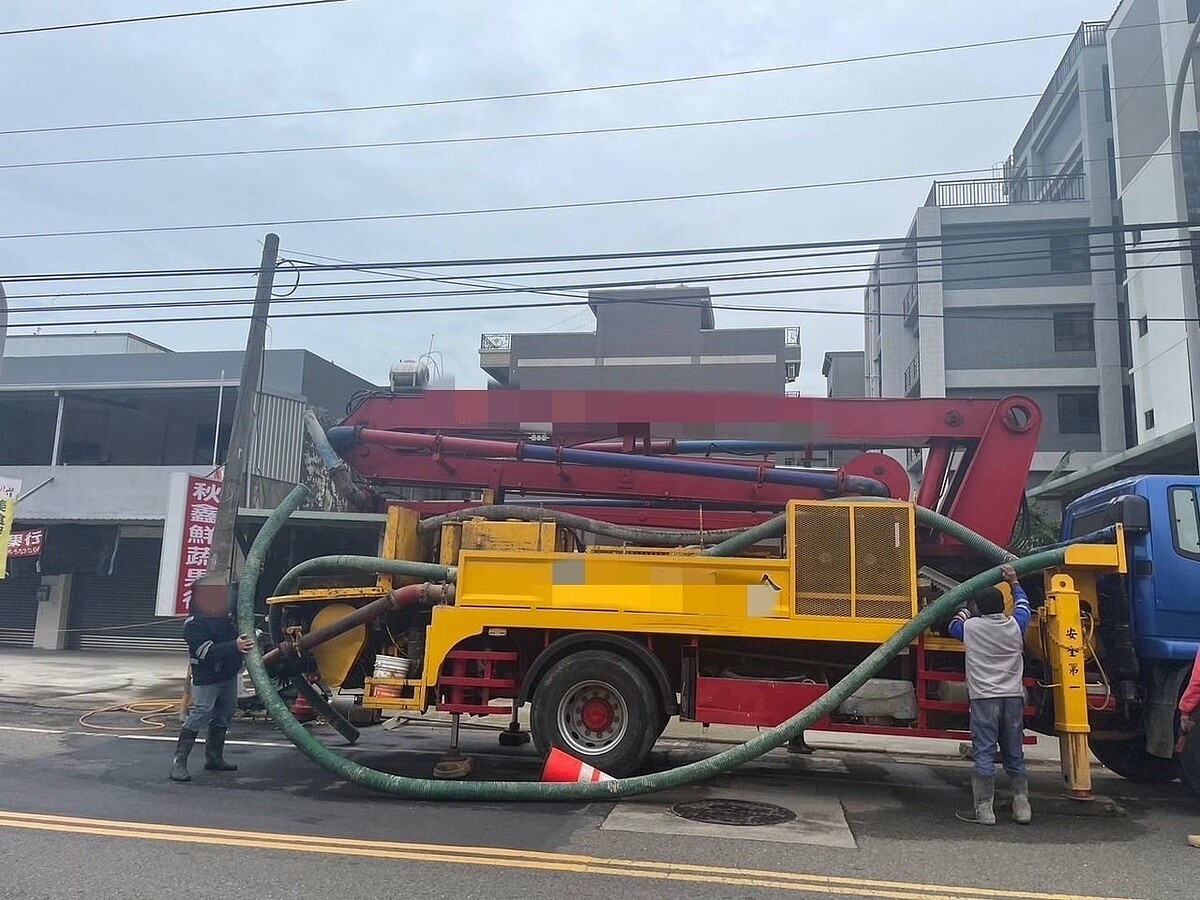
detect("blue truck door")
[1151,485,1200,641]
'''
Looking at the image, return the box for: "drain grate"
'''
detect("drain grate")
[669,799,796,827]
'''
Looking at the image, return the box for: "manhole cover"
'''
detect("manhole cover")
[669,799,796,827]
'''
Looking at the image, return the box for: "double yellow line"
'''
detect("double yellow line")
[0,809,1128,900]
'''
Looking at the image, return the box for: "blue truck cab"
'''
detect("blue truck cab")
[1062,475,1200,787]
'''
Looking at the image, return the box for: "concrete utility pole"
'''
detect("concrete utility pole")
[1170,16,1200,469]
[194,233,280,608]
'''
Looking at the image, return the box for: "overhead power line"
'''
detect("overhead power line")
[0,1,349,37]
[2,19,1179,136]
[10,82,1198,173]
[0,93,1049,171]
[7,254,1198,328]
[5,236,1179,315]
[4,219,1191,283]
[0,147,1188,242]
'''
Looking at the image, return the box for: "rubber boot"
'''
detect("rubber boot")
[1011,773,1032,825]
[955,773,996,825]
[169,728,198,782]
[203,726,237,772]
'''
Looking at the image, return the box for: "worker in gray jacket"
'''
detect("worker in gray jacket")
[948,563,1032,826]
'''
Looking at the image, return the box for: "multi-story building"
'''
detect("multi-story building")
[1028,1,1200,504]
[480,287,801,396]
[0,333,376,651]
[822,351,866,399]
[866,22,1130,488]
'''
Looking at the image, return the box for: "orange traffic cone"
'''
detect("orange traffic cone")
[291,685,317,723]
[541,747,613,783]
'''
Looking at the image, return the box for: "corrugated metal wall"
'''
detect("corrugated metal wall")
[67,538,185,652]
[249,393,303,484]
[0,575,39,647]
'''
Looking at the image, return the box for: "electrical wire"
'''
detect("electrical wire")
[2,20,1180,136]
[1,1,349,37]
[1,148,1189,242]
[5,248,1197,324]
[13,256,1200,331]
[4,218,1190,282]
[1,236,1151,313]
[0,90,1145,172]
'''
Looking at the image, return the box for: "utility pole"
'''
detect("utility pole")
[193,233,279,610]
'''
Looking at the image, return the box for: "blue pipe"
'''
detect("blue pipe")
[329,426,889,497]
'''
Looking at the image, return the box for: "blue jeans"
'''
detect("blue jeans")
[183,676,238,732]
[969,696,1026,778]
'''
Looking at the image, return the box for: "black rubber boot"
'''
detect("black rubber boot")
[955,773,996,825]
[169,728,198,782]
[203,726,237,772]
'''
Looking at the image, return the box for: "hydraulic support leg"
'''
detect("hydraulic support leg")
[1043,573,1093,799]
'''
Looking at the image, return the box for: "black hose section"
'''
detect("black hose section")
[417,504,752,546]
[239,484,1066,800]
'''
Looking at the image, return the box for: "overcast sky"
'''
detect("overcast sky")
[2,0,1117,395]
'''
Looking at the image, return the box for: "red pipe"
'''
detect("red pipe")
[263,582,453,668]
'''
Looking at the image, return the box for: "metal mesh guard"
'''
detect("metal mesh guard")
[793,503,914,620]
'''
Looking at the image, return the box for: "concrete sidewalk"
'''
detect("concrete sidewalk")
[0,647,1063,763]
[0,647,187,711]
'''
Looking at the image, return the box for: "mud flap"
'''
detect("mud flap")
[1146,664,1189,759]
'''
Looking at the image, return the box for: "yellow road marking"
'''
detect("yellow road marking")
[0,810,1133,900]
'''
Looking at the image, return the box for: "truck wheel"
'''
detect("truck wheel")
[531,650,657,777]
[1090,738,1180,784]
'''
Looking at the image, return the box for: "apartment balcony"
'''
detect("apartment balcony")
[1009,22,1107,169]
[903,354,921,397]
[929,172,1085,209]
[902,282,919,331]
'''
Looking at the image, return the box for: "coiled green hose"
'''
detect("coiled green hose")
[239,484,1060,800]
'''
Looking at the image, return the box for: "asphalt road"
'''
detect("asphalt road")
[0,701,1194,900]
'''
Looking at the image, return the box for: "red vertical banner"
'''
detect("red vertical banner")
[176,476,222,615]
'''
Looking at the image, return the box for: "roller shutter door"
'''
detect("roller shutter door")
[67,538,185,652]
[0,575,40,647]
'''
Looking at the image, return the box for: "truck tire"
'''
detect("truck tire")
[1090,738,1180,784]
[531,650,658,777]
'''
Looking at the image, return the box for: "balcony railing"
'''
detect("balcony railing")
[1011,22,1107,166]
[784,326,800,347]
[902,282,919,330]
[904,354,921,395]
[480,333,512,352]
[930,172,1085,208]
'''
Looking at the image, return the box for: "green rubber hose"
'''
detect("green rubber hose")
[702,502,1016,562]
[275,556,455,597]
[239,484,1063,800]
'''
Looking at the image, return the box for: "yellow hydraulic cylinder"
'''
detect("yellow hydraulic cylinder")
[1041,572,1092,797]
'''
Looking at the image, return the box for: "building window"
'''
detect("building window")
[1138,315,1149,337]
[1169,487,1200,559]
[1053,311,1095,351]
[1048,234,1090,273]
[1058,393,1100,435]
[1145,408,1156,431]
